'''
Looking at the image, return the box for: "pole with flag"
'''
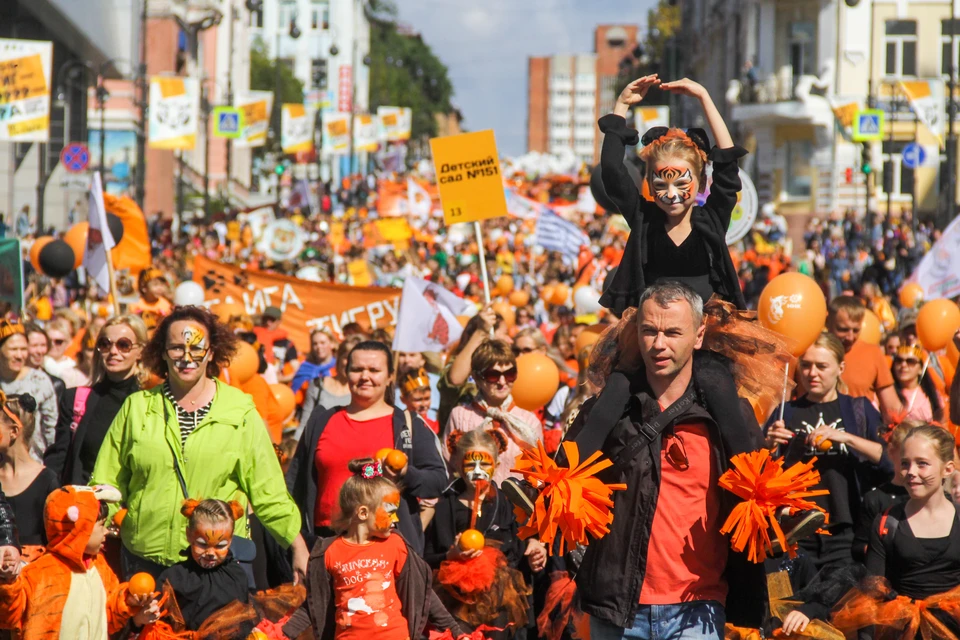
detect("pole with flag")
[85,172,120,315]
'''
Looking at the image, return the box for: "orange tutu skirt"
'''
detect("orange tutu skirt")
[435,545,531,630]
[832,577,960,640]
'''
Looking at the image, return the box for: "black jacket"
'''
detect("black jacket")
[597,114,748,314]
[423,479,524,570]
[157,554,249,631]
[565,350,767,628]
[285,406,449,554]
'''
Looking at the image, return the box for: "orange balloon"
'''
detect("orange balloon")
[270,383,296,418]
[63,222,89,268]
[551,284,570,306]
[128,572,156,597]
[575,327,602,354]
[860,309,882,346]
[29,237,53,272]
[917,299,960,352]
[757,273,828,357]
[210,302,246,324]
[508,290,530,308]
[228,342,259,384]
[459,528,485,551]
[899,282,925,309]
[541,285,555,305]
[385,450,408,471]
[496,275,514,296]
[513,353,560,411]
[492,301,516,328]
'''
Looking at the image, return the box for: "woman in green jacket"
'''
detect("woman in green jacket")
[91,306,310,582]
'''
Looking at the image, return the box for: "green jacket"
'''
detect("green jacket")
[91,379,301,567]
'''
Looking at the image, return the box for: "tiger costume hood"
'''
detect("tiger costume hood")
[44,485,121,572]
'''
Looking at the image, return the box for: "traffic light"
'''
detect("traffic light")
[275,160,287,176]
[845,167,853,184]
[861,142,872,174]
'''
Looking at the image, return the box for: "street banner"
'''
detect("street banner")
[392,277,471,353]
[377,106,412,141]
[362,218,413,248]
[194,255,400,347]
[430,129,508,225]
[634,106,670,133]
[376,179,438,217]
[281,103,312,154]
[909,214,960,300]
[148,76,200,149]
[84,172,118,294]
[0,38,53,142]
[899,80,946,146]
[407,178,432,218]
[323,112,350,153]
[0,239,23,313]
[235,91,272,148]
[353,114,379,152]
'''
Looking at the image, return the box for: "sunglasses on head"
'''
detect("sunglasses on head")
[893,357,921,366]
[96,337,138,354]
[477,367,518,384]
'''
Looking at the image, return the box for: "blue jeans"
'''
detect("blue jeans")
[590,601,726,640]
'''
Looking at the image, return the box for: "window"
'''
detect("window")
[279,0,297,32]
[249,7,263,28]
[881,140,915,197]
[942,20,960,77]
[789,22,816,80]
[783,140,812,198]
[311,0,329,30]
[885,20,917,77]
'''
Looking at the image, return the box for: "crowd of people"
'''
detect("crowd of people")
[0,74,958,640]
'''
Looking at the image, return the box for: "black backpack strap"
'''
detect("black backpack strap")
[878,507,899,558]
[606,388,698,479]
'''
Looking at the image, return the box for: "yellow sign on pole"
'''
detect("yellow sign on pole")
[430,130,507,225]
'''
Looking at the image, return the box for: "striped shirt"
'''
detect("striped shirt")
[162,383,213,447]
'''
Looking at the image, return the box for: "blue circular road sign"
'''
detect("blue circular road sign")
[61,143,90,173]
[901,143,925,170]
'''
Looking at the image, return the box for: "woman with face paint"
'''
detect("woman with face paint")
[283,458,464,639]
[91,306,310,586]
[597,74,748,313]
[425,429,532,639]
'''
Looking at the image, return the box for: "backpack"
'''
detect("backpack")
[69,387,91,436]
[878,505,960,556]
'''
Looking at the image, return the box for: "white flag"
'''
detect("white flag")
[392,278,471,353]
[407,178,432,219]
[908,215,960,300]
[84,172,116,294]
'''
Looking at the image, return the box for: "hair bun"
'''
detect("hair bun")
[17,394,36,413]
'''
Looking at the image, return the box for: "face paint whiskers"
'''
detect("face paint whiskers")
[653,166,694,206]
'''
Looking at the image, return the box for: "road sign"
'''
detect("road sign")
[60,143,90,173]
[853,109,884,141]
[59,173,91,190]
[902,143,926,170]
[213,107,243,139]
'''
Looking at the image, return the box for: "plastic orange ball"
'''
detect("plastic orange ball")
[459,529,485,551]
[757,273,827,357]
[513,353,560,411]
[899,283,925,309]
[860,309,882,346]
[917,299,960,352]
[128,572,155,597]
[385,450,408,472]
[228,342,259,384]
[29,237,53,273]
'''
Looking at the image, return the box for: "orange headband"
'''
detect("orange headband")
[0,391,22,433]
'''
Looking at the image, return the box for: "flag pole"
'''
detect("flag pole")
[474,220,491,305]
[105,245,120,317]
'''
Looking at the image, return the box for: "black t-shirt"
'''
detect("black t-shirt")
[6,468,60,546]
[643,223,714,303]
[853,482,908,562]
[866,504,960,599]
[782,397,857,525]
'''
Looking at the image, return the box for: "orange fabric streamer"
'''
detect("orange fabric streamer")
[833,578,960,640]
[511,440,627,555]
[718,449,829,563]
[537,571,590,640]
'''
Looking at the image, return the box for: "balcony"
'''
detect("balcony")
[728,64,834,127]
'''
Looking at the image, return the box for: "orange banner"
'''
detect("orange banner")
[193,256,401,351]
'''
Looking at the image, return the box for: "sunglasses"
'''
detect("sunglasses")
[96,337,139,354]
[512,346,536,356]
[477,367,518,384]
[893,357,921,366]
[50,338,67,346]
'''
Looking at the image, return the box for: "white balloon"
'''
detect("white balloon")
[574,286,601,315]
[174,281,205,306]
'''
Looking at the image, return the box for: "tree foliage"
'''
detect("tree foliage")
[367,1,455,140]
[615,0,680,106]
[249,37,306,146]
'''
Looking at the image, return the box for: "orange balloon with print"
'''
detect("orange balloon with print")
[757,273,827,357]
[459,529,485,551]
[492,301,516,328]
[228,342,259,384]
[550,284,570,306]
[270,383,296,418]
[63,222,89,268]
[917,299,960,352]
[508,290,530,308]
[513,353,560,411]
[29,237,53,272]
[899,282,925,309]
[128,572,155,597]
[860,309,882,346]
[496,275,514,296]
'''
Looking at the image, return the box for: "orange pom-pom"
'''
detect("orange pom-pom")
[460,529,485,551]
[128,572,156,597]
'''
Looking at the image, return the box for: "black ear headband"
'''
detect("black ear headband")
[640,126,710,155]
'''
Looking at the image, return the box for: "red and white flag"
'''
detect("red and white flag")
[84,172,117,294]
[392,278,470,353]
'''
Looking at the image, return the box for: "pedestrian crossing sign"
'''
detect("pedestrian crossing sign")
[213,107,243,139]
[852,109,884,141]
